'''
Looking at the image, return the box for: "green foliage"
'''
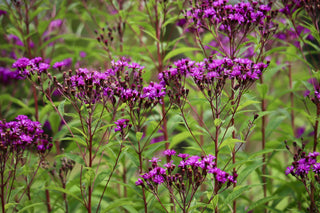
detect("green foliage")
[1,0,320,212]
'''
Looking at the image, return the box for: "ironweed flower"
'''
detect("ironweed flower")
[285,140,320,213]
[0,67,20,84]
[0,10,7,16]
[186,0,277,35]
[160,56,269,104]
[12,57,50,78]
[137,150,236,211]
[0,115,52,154]
[285,140,319,181]
[279,0,303,16]
[114,118,131,136]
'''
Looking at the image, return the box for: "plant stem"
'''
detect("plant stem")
[45,189,52,212]
[314,104,320,151]
[1,166,5,213]
[288,63,295,132]
[138,139,148,213]
[260,76,268,213]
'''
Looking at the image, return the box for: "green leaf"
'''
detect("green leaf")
[237,100,260,112]
[46,186,83,203]
[141,29,159,43]
[214,118,222,127]
[48,112,61,134]
[237,161,265,184]
[102,198,135,213]
[224,184,260,205]
[61,136,87,147]
[163,47,200,62]
[256,83,268,99]
[136,132,143,142]
[17,202,43,213]
[248,149,279,159]
[219,138,245,149]
[5,203,17,211]
[247,195,281,211]
[169,131,202,148]
[58,100,66,117]
[0,94,29,109]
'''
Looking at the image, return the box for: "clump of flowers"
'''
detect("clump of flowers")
[187,0,274,32]
[0,67,20,85]
[114,118,131,137]
[12,57,51,78]
[279,0,303,16]
[160,56,269,106]
[0,115,53,154]
[0,115,52,210]
[285,150,320,180]
[12,57,166,112]
[285,141,320,212]
[186,0,278,58]
[136,149,237,212]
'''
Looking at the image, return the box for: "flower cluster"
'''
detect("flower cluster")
[160,57,269,104]
[186,0,277,35]
[54,67,110,104]
[279,0,303,16]
[0,115,52,154]
[0,67,20,85]
[286,151,320,182]
[51,58,166,107]
[114,119,131,136]
[136,149,237,199]
[12,57,50,77]
[52,58,72,70]
[7,34,34,48]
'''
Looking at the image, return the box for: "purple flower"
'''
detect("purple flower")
[141,173,151,180]
[114,119,130,132]
[178,160,187,168]
[308,152,320,158]
[38,63,50,73]
[7,34,24,46]
[0,10,7,16]
[63,58,72,66]
[228,175,237,184]
[0,115,52,153]
[149,157,161,163]
[80,51,86,58]
[141,82,166,104]
[176,19,187,27]
[12,57,30,70]
[313,163,320,174]
[215,168,228,183]
[163,149,176,157]
[153,175,164,184]
[295,126,305,138]
[53,61,66,69]
[285,166,294,175]
[185,155,201,166]
[177,153,189,159]
[163,160,175,168]
[296,163,310,176]
[49,19,63,31]
[0,67,20,84]
[135,178,144,186]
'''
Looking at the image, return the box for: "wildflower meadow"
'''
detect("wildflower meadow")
[1,0,320,212]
